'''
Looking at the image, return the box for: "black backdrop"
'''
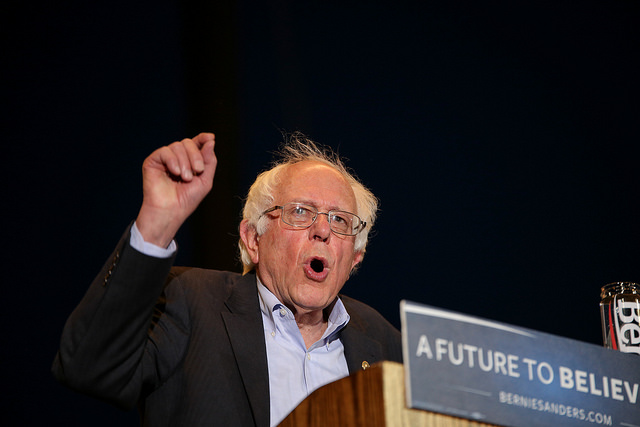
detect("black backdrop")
[5,1,639,425]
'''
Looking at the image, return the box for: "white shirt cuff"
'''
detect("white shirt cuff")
[130,222,177,258]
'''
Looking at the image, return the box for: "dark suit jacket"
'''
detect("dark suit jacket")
[52,228,402,426]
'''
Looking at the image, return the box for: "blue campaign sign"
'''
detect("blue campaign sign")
[400,300,640,427]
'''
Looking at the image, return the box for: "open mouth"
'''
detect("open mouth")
[310,258,325,273]
[304,257,329,281]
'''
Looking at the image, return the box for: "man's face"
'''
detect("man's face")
[252,161,363,316]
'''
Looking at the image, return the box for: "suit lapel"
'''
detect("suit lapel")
[340,300,384,373]
[221,274,270,427]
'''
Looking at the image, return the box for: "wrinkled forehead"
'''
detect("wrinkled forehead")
[275,161,357,211]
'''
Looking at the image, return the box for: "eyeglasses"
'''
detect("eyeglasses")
[262,202,367,236]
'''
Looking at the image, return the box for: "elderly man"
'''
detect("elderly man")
[53,133,402,427]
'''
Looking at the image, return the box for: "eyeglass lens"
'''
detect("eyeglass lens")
[282,203,359,235]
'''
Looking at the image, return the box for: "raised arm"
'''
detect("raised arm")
[52,133,217,409]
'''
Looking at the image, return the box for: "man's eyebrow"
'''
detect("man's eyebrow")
[290,199,316,207]
[293,200,347,212]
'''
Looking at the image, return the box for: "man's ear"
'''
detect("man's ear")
[351,250,364,271]
[239,219,260,265]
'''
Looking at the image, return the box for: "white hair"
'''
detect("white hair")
[239,132,378,274]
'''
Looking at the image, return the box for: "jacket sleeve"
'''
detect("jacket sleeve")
[51,226,188,410]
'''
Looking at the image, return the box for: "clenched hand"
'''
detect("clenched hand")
[135,133,217,247]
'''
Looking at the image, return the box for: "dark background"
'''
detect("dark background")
[5,0,639,424]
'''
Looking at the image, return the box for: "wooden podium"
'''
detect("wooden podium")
[279,361,499,427]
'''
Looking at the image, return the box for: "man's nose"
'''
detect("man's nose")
[310,212,331,242]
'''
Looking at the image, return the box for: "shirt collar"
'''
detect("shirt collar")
[256,277,350,341]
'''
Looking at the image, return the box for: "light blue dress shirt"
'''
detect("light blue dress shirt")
[130,223,351,426]
[256,280,350,426]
